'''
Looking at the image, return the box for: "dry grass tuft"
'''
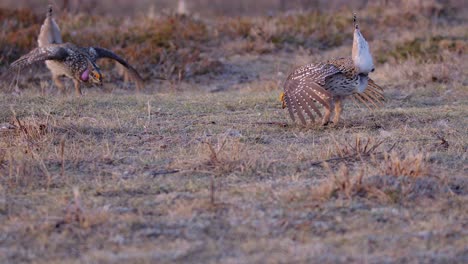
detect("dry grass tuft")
[0,111,55,188]
[378,151,429,178]
[312,163,363,201]
[312,150,434,203]
[10,116,51,149]
[310,135,384,166]
[58,187,109,229]
[331,135,384,159]
[199,136,253,175]
[312,163,391,203]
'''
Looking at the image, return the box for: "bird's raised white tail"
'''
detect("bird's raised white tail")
[38,5,62,47]
[352,15,374,74]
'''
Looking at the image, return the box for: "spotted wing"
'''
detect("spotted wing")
[283,63,338,125]
[9,46,68,71]
[352,78,385,110]
[88,47,144,90]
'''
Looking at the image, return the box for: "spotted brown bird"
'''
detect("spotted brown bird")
[281,14,384,126]
[9,5,143,96]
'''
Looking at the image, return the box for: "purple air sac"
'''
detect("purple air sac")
[81,69,89,82]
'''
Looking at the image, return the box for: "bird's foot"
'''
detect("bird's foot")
[322,121,342,128]
[332,118,341,127]
[321,121,333,127]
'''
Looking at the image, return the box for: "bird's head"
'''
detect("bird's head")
[89,69,103,85]
[80,62,103,86]
[352,14,374,75]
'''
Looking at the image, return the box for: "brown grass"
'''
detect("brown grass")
[0,2,467,263]
[378,151,429,178]
[312,149,433,204]
[332,135,384,159]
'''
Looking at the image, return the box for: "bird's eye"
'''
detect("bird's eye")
[91,72,101,79]
[371,68,375,72]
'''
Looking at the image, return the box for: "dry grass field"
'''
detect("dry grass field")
[0,1,467,263]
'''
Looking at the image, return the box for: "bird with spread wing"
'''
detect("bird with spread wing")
[280,14,384,126]
[9,5,143,96]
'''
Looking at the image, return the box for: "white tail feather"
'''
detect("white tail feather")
[352,25,374,74]
[38,5,62,47]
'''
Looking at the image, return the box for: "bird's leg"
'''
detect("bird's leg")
[322,99,334,126]
[53,75,66,94]
[333,97,343,125]
[73,79,82,96]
